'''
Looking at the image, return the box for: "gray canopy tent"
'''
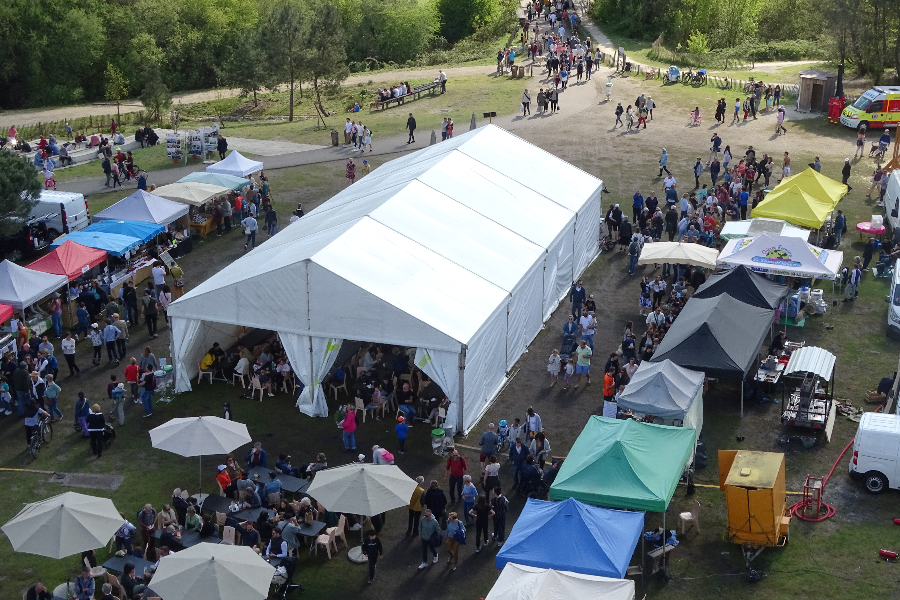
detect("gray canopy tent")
[651,294,774,418]
[693,265,790,310]
[617,359,704,440]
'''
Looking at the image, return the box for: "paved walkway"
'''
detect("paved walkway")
[59,12,605,197]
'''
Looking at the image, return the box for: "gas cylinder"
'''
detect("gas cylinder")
[879,549,898,560]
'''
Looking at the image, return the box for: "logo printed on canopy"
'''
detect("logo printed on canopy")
[751,245,802,268]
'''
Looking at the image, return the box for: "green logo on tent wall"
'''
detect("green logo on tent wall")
[752,246,801,268]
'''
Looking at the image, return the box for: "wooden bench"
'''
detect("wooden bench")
[369,81,441,111]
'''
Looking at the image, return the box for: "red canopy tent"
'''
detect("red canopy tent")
[0,304,12,323]
[27,240,107,281]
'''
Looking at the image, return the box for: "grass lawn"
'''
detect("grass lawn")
[179,73,525,147]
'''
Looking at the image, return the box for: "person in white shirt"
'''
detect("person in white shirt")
[438,70,447,93]
[343,118,352,146]
[61,331,80,377]
[578,307,596,350]
[663,175,676,190]
[646,307,666,328]
[266,529,288,558]
[650,276,667,308]
[151,263,166,297]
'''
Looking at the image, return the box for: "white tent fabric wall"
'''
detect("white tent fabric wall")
[166,126,603,433]
[415,348,460,425]
[281,334,341,417]
[171,318,243,392]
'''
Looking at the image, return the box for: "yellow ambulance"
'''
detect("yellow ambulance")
[840,86,900,130]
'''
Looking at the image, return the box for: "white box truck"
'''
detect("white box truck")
[849,412,900,493]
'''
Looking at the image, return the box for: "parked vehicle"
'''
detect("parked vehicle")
[849,412,900,494]
[33,190,90,236]
[664,65,680,83]
[0,214,58,262]
[888,259,900,337]
[840,86,900,130]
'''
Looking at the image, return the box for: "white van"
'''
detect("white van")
[889,260,900,338]
[33,190,90,237]
[887,170,900,233]
[849,412,900,493]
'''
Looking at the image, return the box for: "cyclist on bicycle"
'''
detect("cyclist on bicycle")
[23,399,49,446]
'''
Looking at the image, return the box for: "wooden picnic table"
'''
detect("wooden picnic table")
[370,81,441,111]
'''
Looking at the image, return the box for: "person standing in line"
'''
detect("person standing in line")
[569,279,585,317]
[112,313,128,359]
[406,113,416,144]
[522,88,531,116]
[361,530,383,584]
[138,365,156,417]
[658,148,671,176]
[469,495,493,553]
[407,476,425,536]
[61,331,79,378]
[87,403,106,457]
[445,449,467,504]
[491,487,509,547]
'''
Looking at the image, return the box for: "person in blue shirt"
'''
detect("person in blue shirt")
[834,209,846,246]
[738,188,750,219]
[658,148,671,176]
[262,472,282,497]
[880,129,891,154]
[74,567,94,600]
[76,303,89,339]
[395,415,408,454]
[631,190,644,223]
[563,314,578,337]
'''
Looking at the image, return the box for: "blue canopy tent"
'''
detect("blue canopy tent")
[496,498,644,579]
[83,220,165,244]
[177,172,251,191]
[50,231,143,258]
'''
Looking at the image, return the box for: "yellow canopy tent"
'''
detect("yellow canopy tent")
[775,168,847,206]
[751,184,837,229]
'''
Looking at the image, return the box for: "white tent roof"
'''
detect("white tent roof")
[206,151,263,177]
[0,260,68,310]
[717,233,843,280]
[169,126,602,348]
[486,564,635,600]
[636,242,719,268]
[93,190,189,225]
[720,218,810,241]
[153,182,231,206]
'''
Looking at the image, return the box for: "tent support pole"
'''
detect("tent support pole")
[457,346,466,434]
[309,336,316,415]
[641,531,645,590]
[741,380,744,419]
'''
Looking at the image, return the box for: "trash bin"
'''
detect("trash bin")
[330,130,339,146]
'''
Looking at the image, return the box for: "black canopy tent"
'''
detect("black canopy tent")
[693,265,790,310]
[651,294,774,417]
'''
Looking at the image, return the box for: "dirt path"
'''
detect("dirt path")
[0,65,497,128]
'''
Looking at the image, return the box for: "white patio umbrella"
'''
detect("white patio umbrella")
[150,543,274,600]
[150,416,251,496]
[1,492,124,559]
[636,241,720,269]
[306,464,417,562]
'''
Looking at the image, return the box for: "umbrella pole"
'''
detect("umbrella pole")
[741,380,744,419]
[198,455,202,498]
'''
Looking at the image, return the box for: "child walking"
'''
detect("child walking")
[561,358,574,391]
[361,530,383,584]
[346,158,356,185]
[395,415,408,454]
[547,349,561,386]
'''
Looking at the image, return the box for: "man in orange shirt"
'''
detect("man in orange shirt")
[216,465,232,497]
[124,358,140,401]
[232,195,243,226]
[603,366,616,403]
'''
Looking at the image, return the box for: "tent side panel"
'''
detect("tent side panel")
[572,186,603,278]
[506,262,544,370]
[548,223,576,317]
[415,347,462,429]
[685,387,704,441]
[462,305,509,434]
[172,317,243,392]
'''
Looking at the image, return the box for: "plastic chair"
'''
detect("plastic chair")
[84,556,107,578]
[232,367,248,387]
[268,492,282,507]
[197,361,214,385]
[679,500,701,535]
[329,371,348,401]
[354,396,367,423]
[106,573,123,599]
[221,525,235,545]
[249,375,264,402]
[326,514,347,550]
[216,511,227,527]
[314,527,338,559]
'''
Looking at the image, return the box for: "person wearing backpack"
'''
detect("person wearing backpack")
[628,235,642,275]
[444,512,465,570]
[372,444,394,465]
[138,365,156,417]
[141,290,159,339]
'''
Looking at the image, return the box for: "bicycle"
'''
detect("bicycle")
[682,68,694,83]
[743,77,756,94]
[29,414,53,458]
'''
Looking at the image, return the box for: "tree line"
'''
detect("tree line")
[591,0,900,82]
[0,0,513,110]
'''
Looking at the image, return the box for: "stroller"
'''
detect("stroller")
[560,333,577,360]
[103,423,116,449]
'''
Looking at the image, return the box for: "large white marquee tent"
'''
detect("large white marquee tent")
[166,125,603,433]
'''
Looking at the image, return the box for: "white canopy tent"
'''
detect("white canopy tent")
[486,564,635,600]
[206,151,264,177]
[720,217,811,241]
[153,182,232,207]
[616,359,704,440]
[166,125,603,433]
[93,190,189,225]
[717,233,843,280]
[0,260,68,311]
[636,241,719,269]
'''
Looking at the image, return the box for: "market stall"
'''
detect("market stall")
[152,182,232,239]
[0,260,68,312]
[617,359,705,440]
[27,240,107,281]
[178,172,252,192]
[495,498,644,579]
[82,220,165,244]
[750,185,836,230]
[486,564,635,600]
[720,217,811,241]
[93,190,190,227]
[50,231,142,258]
[635,241,719,269]
[205,151,263,177]
[549,417,696,512]
[717,234,843,280]
[693,265,790,310]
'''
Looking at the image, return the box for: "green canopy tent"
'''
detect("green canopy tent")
[549,417,696,513]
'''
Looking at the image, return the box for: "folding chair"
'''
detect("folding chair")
[197,361,214,385]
